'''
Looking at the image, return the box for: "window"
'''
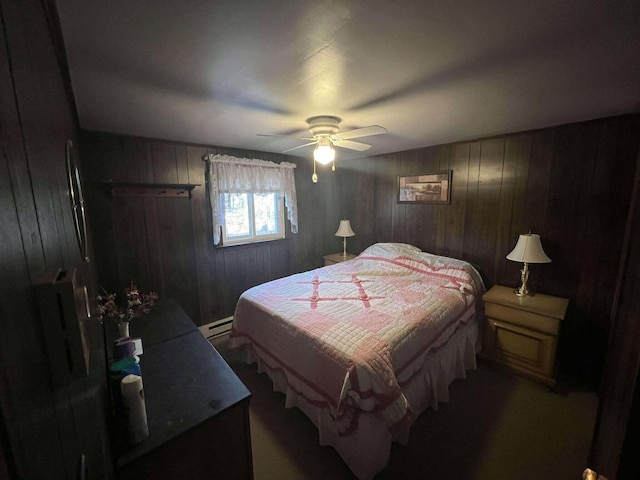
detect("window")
[205,154,298,246]
[220,192,285,245]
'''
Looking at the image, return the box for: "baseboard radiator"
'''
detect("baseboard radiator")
[199,316,233,340]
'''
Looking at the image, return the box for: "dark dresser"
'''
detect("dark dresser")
[112,299,252,479]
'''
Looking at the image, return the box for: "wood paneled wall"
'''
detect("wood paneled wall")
[80,133,344,325]
[590,145,640,480]
[81,116,639,478]
[82,115,639,340]
[342,115,640,333]
[0,0,110,478]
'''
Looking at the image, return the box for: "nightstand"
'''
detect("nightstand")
[480,285,569,387]
[323,253,357,266]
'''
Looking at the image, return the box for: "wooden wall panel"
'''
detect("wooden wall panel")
[462,141,484,270]
[474,137,506,283]
[543,122,593,298]
[434,145,452,253]
[155,197,198,321]
[82,132,310,324]
[150,141,177,183]
[372,153,398,246]
[0,0,111,478]
[589,146,640,479]
[187,145,220,323]
[341,115,639,338]
[443,143,470,259]
[524,129,554,233]
[493,134,530,281]
[288,156,316,271]
[358,160,376,246]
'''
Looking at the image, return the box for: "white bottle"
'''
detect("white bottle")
[121,374,149,443]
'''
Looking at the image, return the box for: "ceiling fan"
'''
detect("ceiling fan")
[258,115,387,182]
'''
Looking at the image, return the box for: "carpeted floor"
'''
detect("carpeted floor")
[214,337,598,480]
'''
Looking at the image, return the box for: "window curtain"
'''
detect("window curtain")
[205,154,298,245]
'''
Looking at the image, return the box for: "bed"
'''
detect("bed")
[229,243,485,479]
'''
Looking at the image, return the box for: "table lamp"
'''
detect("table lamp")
[506,233,551,296]
[335,219,355,258]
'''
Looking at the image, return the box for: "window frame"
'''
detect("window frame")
[205,154,298,247]
[219,191,286,246]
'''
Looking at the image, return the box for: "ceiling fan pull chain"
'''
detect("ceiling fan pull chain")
[312,159,318,183]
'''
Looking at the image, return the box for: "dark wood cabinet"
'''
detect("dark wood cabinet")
[114,300,252,479]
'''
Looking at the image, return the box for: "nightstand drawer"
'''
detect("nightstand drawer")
[485,303,560,335]
[484,318,557,380]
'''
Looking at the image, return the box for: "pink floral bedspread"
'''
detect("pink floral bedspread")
[229,243,485,436]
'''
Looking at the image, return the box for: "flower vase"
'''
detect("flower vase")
[118,321,130,338]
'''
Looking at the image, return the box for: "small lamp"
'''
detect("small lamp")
[335,219,355,258]
[506,233,551,296]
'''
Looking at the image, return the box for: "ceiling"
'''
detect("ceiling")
[57,0,640,161]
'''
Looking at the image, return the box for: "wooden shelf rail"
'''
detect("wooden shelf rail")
[101,182,200,199]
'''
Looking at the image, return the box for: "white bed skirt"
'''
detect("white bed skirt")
[241,320,480,479]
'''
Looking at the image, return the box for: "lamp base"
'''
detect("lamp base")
[513,287,533,297]
[513,262,535,297]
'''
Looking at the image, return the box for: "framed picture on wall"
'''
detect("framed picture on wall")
[66,139,89,261]
[398,170,452,204]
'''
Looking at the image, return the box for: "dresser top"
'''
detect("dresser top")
[130,297,199,347]
[483,284,569,320]
[115,301,250,469]
[117,330,251,468]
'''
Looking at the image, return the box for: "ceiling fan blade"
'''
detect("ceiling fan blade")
[333,139,372,151]
[257,133,315,141]
[336,125,387,140]
[282,141,317,153]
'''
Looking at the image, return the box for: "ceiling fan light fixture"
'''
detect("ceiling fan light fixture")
[314,138,335,165]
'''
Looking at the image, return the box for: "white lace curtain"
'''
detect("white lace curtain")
[205,154,298,245]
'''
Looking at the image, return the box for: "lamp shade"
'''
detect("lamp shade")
[335,219,355,237]
[314,138,335,165]
[506,233,551,263]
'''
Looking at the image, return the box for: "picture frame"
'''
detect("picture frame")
[398,170,452,204]
[66,139,89,262]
